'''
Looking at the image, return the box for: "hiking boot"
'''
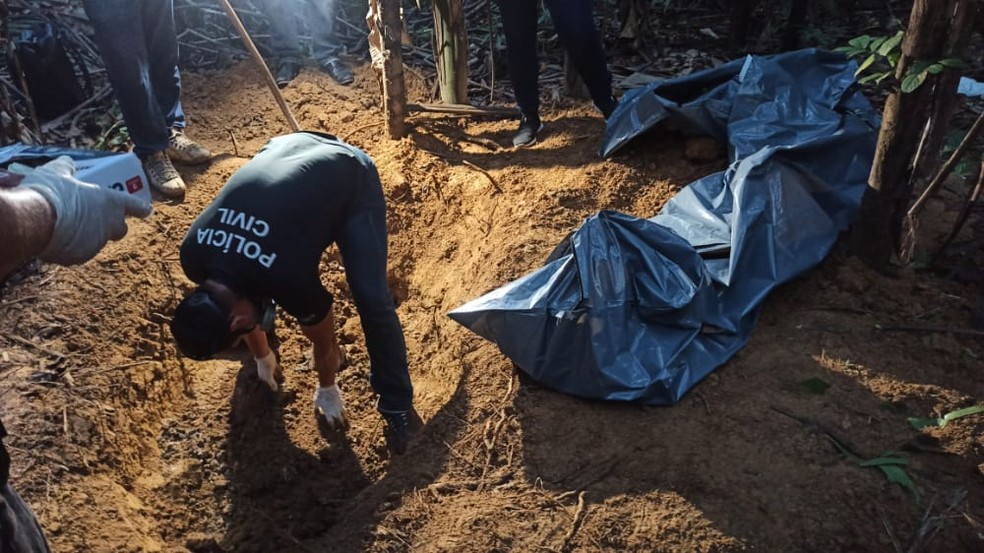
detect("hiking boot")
[141,151,184,198]
[167,129,211,165]
[276,60,301,88]
[512,115,543,148]
[381,408,422,455]
[320,58,354,86]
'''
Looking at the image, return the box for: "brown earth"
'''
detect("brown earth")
[1,60,983,553]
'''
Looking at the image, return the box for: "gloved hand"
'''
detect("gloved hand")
[314,384,348,429]
[21,156,153,265]
[255,351,279,391]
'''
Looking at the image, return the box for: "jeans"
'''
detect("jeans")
[259,0,344,65]
[82,0,184,156]
[336,153,413,413]
[497,0,613,119]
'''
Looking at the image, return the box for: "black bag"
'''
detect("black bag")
[1,420,52,553]
[7,19,92,121]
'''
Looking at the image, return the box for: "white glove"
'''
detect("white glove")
[21,156,153,265]
[255,351,279,391]
[314,384,348,429]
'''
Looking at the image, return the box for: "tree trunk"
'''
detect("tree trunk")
[849,0,952,270]
[378,0,406,139]
[781,0,809,51]
[909,0,976,200]
[432,0,468,105]
[730,0,756,49]
[564,52,590,100]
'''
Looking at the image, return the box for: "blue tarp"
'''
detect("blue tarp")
[0,144,113,168]
[448,49,880,405]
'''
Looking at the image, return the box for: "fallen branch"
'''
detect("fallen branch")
[407,102,517,117]
[227,129,241,157]
[342,121,385,142]
[0,295,38,308]
[76,360,156,379]
[461,159,502,194]
[0,331,66,358]
[560,491,587,553]
[875,324,984,337]
[770,405,864,458]
[930,158,984,266]
[907,108,984,220]
[41,85,112,132]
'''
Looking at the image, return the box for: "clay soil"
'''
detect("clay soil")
[2,61,983,553]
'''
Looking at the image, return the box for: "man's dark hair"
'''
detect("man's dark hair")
[170,288,236,360]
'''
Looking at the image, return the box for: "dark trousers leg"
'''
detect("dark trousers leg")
[336,163,413,413]
[1,483,51,553]
[543,0,613,110]
[496,0,541,119]
[307,0,344,64]
[259,0,305,62]
[82,0,180,155]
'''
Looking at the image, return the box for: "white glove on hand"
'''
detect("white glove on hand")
[255,351,279,391]
[314,384,348,429]
[21,156,153,265]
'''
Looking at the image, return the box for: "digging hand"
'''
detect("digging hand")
[255,351,279,391]
[314,384,349,429]
[22,156,153,265]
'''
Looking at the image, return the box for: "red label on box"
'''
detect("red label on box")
[126,176,144,194]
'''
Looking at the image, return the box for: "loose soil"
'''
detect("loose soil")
[1,61,983,553]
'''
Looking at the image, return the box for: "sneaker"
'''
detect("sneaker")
[381,408,422,455]
[167,129,212,165]
[319,58,354,86]
[276,60,301,88]
[512,115,543,148]
[141,151,185,198]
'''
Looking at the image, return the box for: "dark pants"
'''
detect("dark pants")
[1,422,50,553]
[336,152,413,413]
[82,0,184,156]
[497,0,613,119]
[259,0,344,65]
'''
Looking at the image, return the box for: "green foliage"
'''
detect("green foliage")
[798,23,849,50]
[798,377,831,395]
[942,129,980,179]
[859,453,919,498]
[908,405,984,430]
[826,435,920,499]
[836,31,963,92]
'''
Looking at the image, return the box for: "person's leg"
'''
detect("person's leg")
[83,0,185,195]
[82,0,169,156]
[259,0,305,63]
[307,0,344,64]
[335,164,413,414]
[496,0,541,120]
[543,0,615,116]
[140,0,184,130]
[306,0,353,85]
[258,0,306,86]
[139,0,210,167]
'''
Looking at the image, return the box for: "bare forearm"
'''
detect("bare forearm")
[301,309,343,388]
[243,327,271,358]
[0,188,55,280]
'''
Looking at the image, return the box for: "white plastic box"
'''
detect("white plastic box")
[73,152,151,203]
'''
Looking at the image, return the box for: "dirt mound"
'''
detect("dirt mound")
[2,61,982,553]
